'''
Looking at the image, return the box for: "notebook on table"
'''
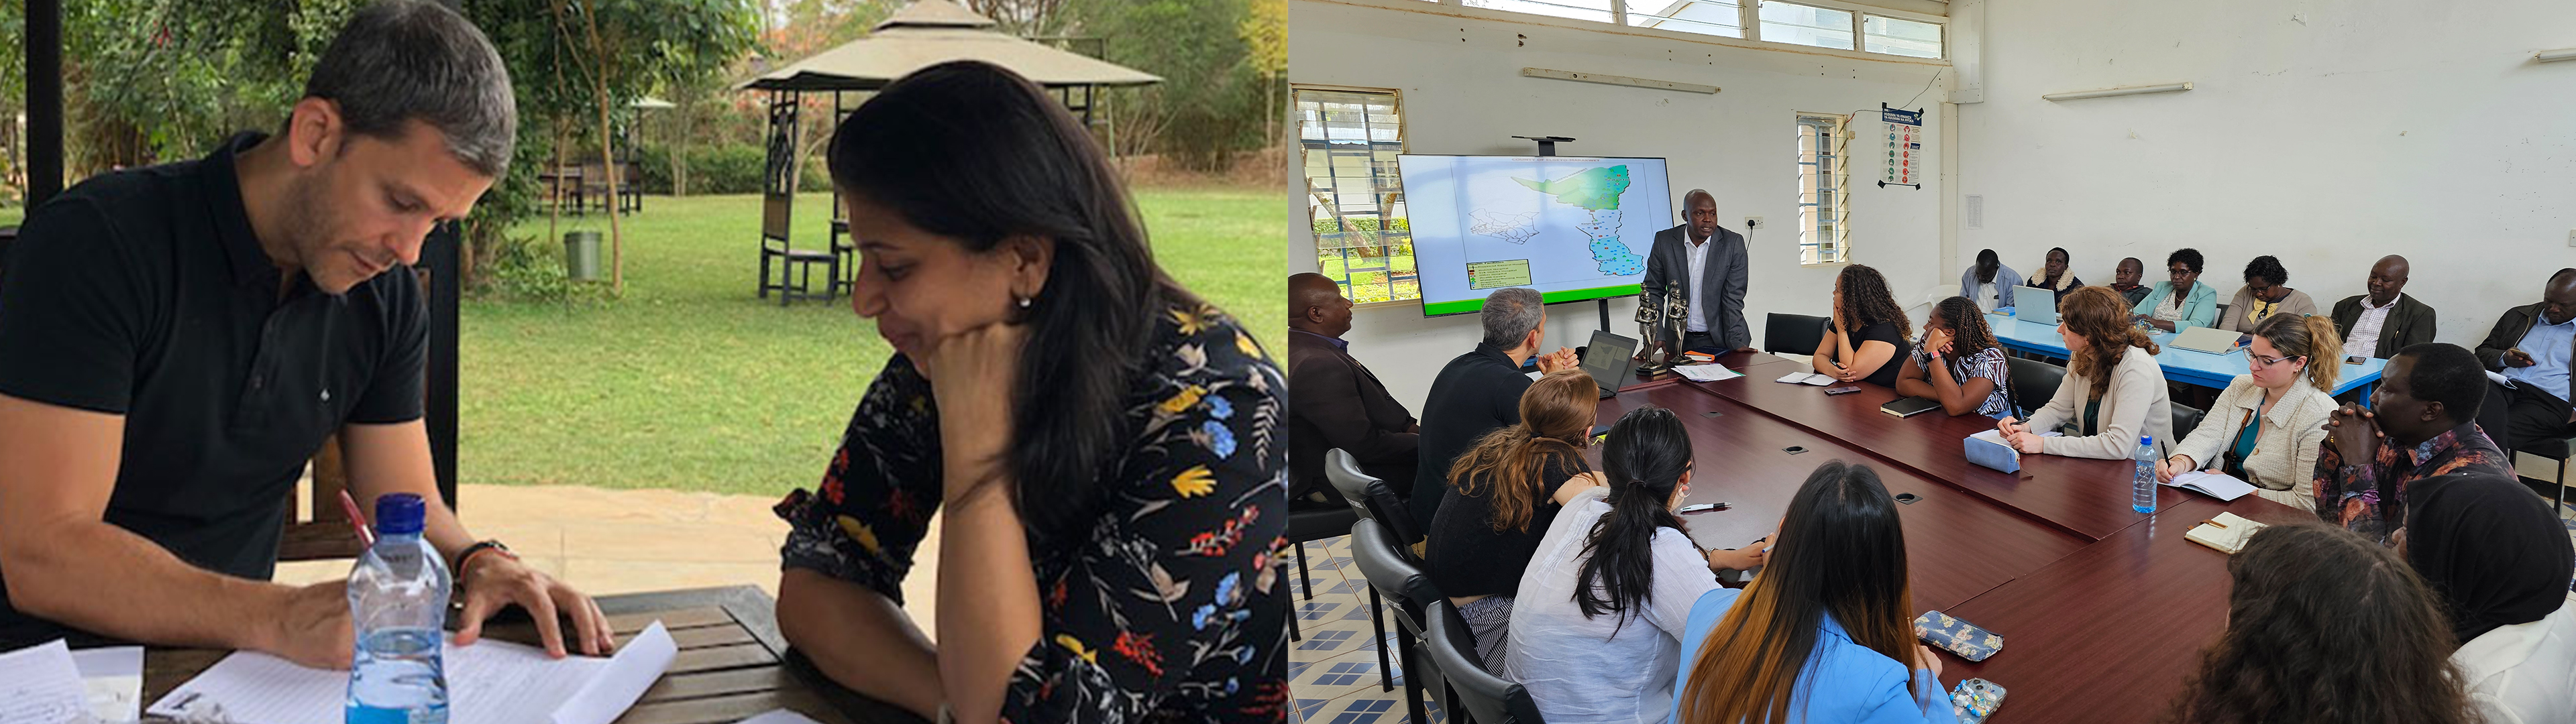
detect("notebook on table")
[2186,512,2269,554]
[1775,371,1835,385]
[2164,471,2257,501]
[1881,396,1941,418]
[2171,326,2251,354]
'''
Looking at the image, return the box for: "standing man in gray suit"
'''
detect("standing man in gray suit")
[1640,188,1755,357]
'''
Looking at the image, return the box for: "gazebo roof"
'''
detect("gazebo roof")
[739,0,1160,92]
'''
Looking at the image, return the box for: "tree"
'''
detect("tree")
[1072,0,1265,170]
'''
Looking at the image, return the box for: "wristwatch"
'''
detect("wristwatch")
[454,539,517,578]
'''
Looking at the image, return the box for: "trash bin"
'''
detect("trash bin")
[564,231,601,282]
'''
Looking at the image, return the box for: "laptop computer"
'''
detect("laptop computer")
[1581,330,1640,399]
[2171,326,2251,354]
[2014,286,2059,326]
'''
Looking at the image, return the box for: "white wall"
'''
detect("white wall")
[1957,0,2576,349]
[1292,0,1949,410]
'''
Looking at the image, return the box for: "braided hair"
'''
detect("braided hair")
[1929,296,2000,359]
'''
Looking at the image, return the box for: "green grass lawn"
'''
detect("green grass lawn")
[0,206,20,227]
[460,188,1282,495]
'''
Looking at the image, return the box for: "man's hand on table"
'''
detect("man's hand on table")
[453,554,615,658]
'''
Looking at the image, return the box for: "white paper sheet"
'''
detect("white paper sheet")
[1774,372,1835,385]
[0,639,90,724]
[70,646,144,723]
[735,711,826,724]
[146,621,676,724]
[1674,365,1741,382]
[2166,471,2257,501]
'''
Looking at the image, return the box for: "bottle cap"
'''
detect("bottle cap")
[374,493,426,536]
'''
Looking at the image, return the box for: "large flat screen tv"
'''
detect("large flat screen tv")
[1396,155,1674,316]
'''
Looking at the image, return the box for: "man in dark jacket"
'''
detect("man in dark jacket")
[2331,255,2437,360]
[1638,189,1754,358]
[2473,268,2576,453]
[1288,273,1417,503]
[1411,288,1576,532]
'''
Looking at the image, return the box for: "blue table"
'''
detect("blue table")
[1983,314,2383,397]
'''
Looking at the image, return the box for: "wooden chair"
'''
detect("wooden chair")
[616,161,644,215]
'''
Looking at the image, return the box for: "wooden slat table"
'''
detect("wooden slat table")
[140,585,928,724]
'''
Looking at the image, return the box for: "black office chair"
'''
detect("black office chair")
[2509,438,2575,515]
[1426,599,1545,724]
[1289,500,1358,602]
[1352,518,1442,724]
[1324,448,1397,692]
[1764,313,1831,355]
[2005,356,2064,418]
[2171,402,2206,442]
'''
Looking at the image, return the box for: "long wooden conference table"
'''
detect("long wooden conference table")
[1601,351,2323,723]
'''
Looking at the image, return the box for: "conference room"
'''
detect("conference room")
[1283,1,2576,723]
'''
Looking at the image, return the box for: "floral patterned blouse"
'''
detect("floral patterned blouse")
[775,300,1289,723]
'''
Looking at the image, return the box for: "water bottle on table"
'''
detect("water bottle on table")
[2131,436,2157,514]
[346,493,451,724]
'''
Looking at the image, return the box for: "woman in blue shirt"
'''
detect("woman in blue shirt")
[2133,247,2220,331]
[1672,460,1955,724]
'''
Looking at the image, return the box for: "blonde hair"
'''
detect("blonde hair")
[2252,313,2343,393]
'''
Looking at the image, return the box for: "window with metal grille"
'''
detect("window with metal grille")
[1796,113,1849,265]
[1297,87,1418,304]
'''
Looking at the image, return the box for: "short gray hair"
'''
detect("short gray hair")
[302,0,517,176]
[1481,288,1545,349]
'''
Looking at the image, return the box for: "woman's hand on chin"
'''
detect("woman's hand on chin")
[922,322,1032,495]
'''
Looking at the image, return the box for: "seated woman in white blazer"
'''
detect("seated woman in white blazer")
[1998,286,2175,459]
[2157,313,2342,511]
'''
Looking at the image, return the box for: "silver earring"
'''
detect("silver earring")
[1016,296,1032,309]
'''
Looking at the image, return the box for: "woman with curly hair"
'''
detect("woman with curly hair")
[2000,286,2174,459]
[2222,255,2319,333]
[2168,522,2478,724]
[1814,265,1915,388]
[1895,297,2015,418]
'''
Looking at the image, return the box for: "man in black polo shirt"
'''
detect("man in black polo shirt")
[0,0,609,667]
[1410,287,1578,532]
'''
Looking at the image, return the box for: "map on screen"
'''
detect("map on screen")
[1398,156,1673,316]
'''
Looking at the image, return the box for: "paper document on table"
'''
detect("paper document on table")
[70,646,144,723]
[1674,365,1741,382]
[146,621,676,724]
[735,711,826,724]
[1525,370,1543,381]
[0,638,89,724]
[1774,371,1835,385]
[2165,471,2257,501]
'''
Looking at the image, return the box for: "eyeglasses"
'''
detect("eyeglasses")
[2249,353,2304,367]
[2167,267,2194,276]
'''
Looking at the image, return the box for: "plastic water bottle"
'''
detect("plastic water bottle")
[2131,436,2158,514]
[346,493,451,724]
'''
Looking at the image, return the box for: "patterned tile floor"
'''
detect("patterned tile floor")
[1285,534,1448,724]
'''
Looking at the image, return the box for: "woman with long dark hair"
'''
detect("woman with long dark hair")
[1427,370,1608,668]
[770,61,1285,724]
[2169,523,2478,724]
[2000,286,2174,459]
[1894,296,2015,418]
[1815,265,1917,388]
[1507,405,1736,722]
[1674,460,1953,724]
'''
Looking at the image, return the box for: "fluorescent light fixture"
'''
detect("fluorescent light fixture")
[2538,48,2576,62]
[2042,82,2194,102]
[1521,67,1721,95]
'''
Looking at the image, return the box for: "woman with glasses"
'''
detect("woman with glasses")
[2157,313,2343,510]
[2132,247,2220,332]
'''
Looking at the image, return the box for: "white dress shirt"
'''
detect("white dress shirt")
[2455,594,2576,724]
[2346,294,2399,359]
[1684,235,1711,333]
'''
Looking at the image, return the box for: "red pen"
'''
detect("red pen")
[337,489,376,547]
